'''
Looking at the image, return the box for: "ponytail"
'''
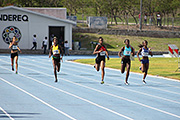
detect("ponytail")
[138,44,143,48]
[138,40,148,48]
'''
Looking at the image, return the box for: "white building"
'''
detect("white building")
[0,6,76,49]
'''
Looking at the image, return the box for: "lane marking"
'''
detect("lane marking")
[65,61,180,88]
[18,57,180,89]
[1,60,180,119]
[18,57,180,96]
[0,68,133,120]
[0,107,14,120]
[0,77,77,120]
[16,63,180,119]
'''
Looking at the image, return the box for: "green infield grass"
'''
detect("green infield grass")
[75,57,180,80]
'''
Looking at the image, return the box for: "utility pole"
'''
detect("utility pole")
[139,0,142,30]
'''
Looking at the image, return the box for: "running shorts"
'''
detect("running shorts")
[52,56,60,62]
[121,57,130,65]
[11,52,18,59]
[141,59,149,64]
[95,56,105,64]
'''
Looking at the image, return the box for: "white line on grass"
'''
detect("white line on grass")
[0,107,14,120]
[1,59,180,119]
[0,77,77,120]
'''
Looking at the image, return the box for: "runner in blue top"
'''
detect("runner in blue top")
[118,39,135,85]
[137,40,153,84]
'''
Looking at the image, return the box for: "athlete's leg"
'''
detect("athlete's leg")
[95,63,100,71]
[15,56,18,73]
[121,63,125,74]
[100,61,105,83]
[141,63,145,72]
[52,60,57,82]
[57,62,61,72]
[143,63,149,80]
[125,62,131,83]
[11,57,14,71]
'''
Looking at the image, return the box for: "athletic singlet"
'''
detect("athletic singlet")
[123,46,131,56]
[11,44,18,51]
[141,47,149,57]
[97,45,106,57]
[52,45,60,55]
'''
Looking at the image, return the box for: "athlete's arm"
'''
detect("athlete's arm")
[137,48,142,62]
[9,42,13,49]
[104,46,109,60]
[131,47,135,56]
[17,46,22,53]
[59,45,63,57]
[93,45,101,54]
[118,47,124,58]
[49,46,53,58]
[149,50,153,57]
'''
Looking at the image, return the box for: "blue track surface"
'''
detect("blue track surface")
[0,54,180,120]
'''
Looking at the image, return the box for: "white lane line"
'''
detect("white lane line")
[0,77,77,120]
[65,61,180,88]
[18,57,180,96]
[0,67,133,120]
[18,57,180,89]
[20,59,180,104]
[8,57,180,104]
[0,107,14,120]
[2,60,180,119]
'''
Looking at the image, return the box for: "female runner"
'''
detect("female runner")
[118,39,135,85]
[93,37,109,84]
[9,36,21,74]
[137,40,153,84]
[49,37,63,82]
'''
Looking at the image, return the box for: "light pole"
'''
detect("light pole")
[139,0,142,30]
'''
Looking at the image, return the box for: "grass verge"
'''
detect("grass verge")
[75,57,180,80]
[73,33,180,51]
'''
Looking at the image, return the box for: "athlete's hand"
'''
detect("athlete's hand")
[139,59,141,62]
[20,50,22,53]
[49,55,51,58]
[107,56,110,60]
[60,57,63,62]
[99,49,103,52]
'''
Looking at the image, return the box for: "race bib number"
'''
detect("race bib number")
[142,52,149,56]
[53,50,59,54]
[100,51,106,56]
[12,46,18,50]
[125,51,131,55]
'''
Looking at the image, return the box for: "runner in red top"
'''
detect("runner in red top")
[93,37,109,84]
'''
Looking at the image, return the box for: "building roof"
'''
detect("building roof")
[0,6,76,25]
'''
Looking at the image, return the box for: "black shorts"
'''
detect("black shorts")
[11,52,18,59]
[121,57,130,65]
[95,56,105,64]
[52,56,60,62]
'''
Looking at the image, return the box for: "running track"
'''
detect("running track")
[0,54,180,120]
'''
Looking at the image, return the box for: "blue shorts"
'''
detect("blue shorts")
[141,59,149,64]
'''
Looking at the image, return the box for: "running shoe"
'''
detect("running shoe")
[55,79,58,82]
[124,82,129,85]
[12,67,14,71]
[16,71,18,74]
[143,80,146,84]
[101,81,104,84]
[139,66,142,71]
